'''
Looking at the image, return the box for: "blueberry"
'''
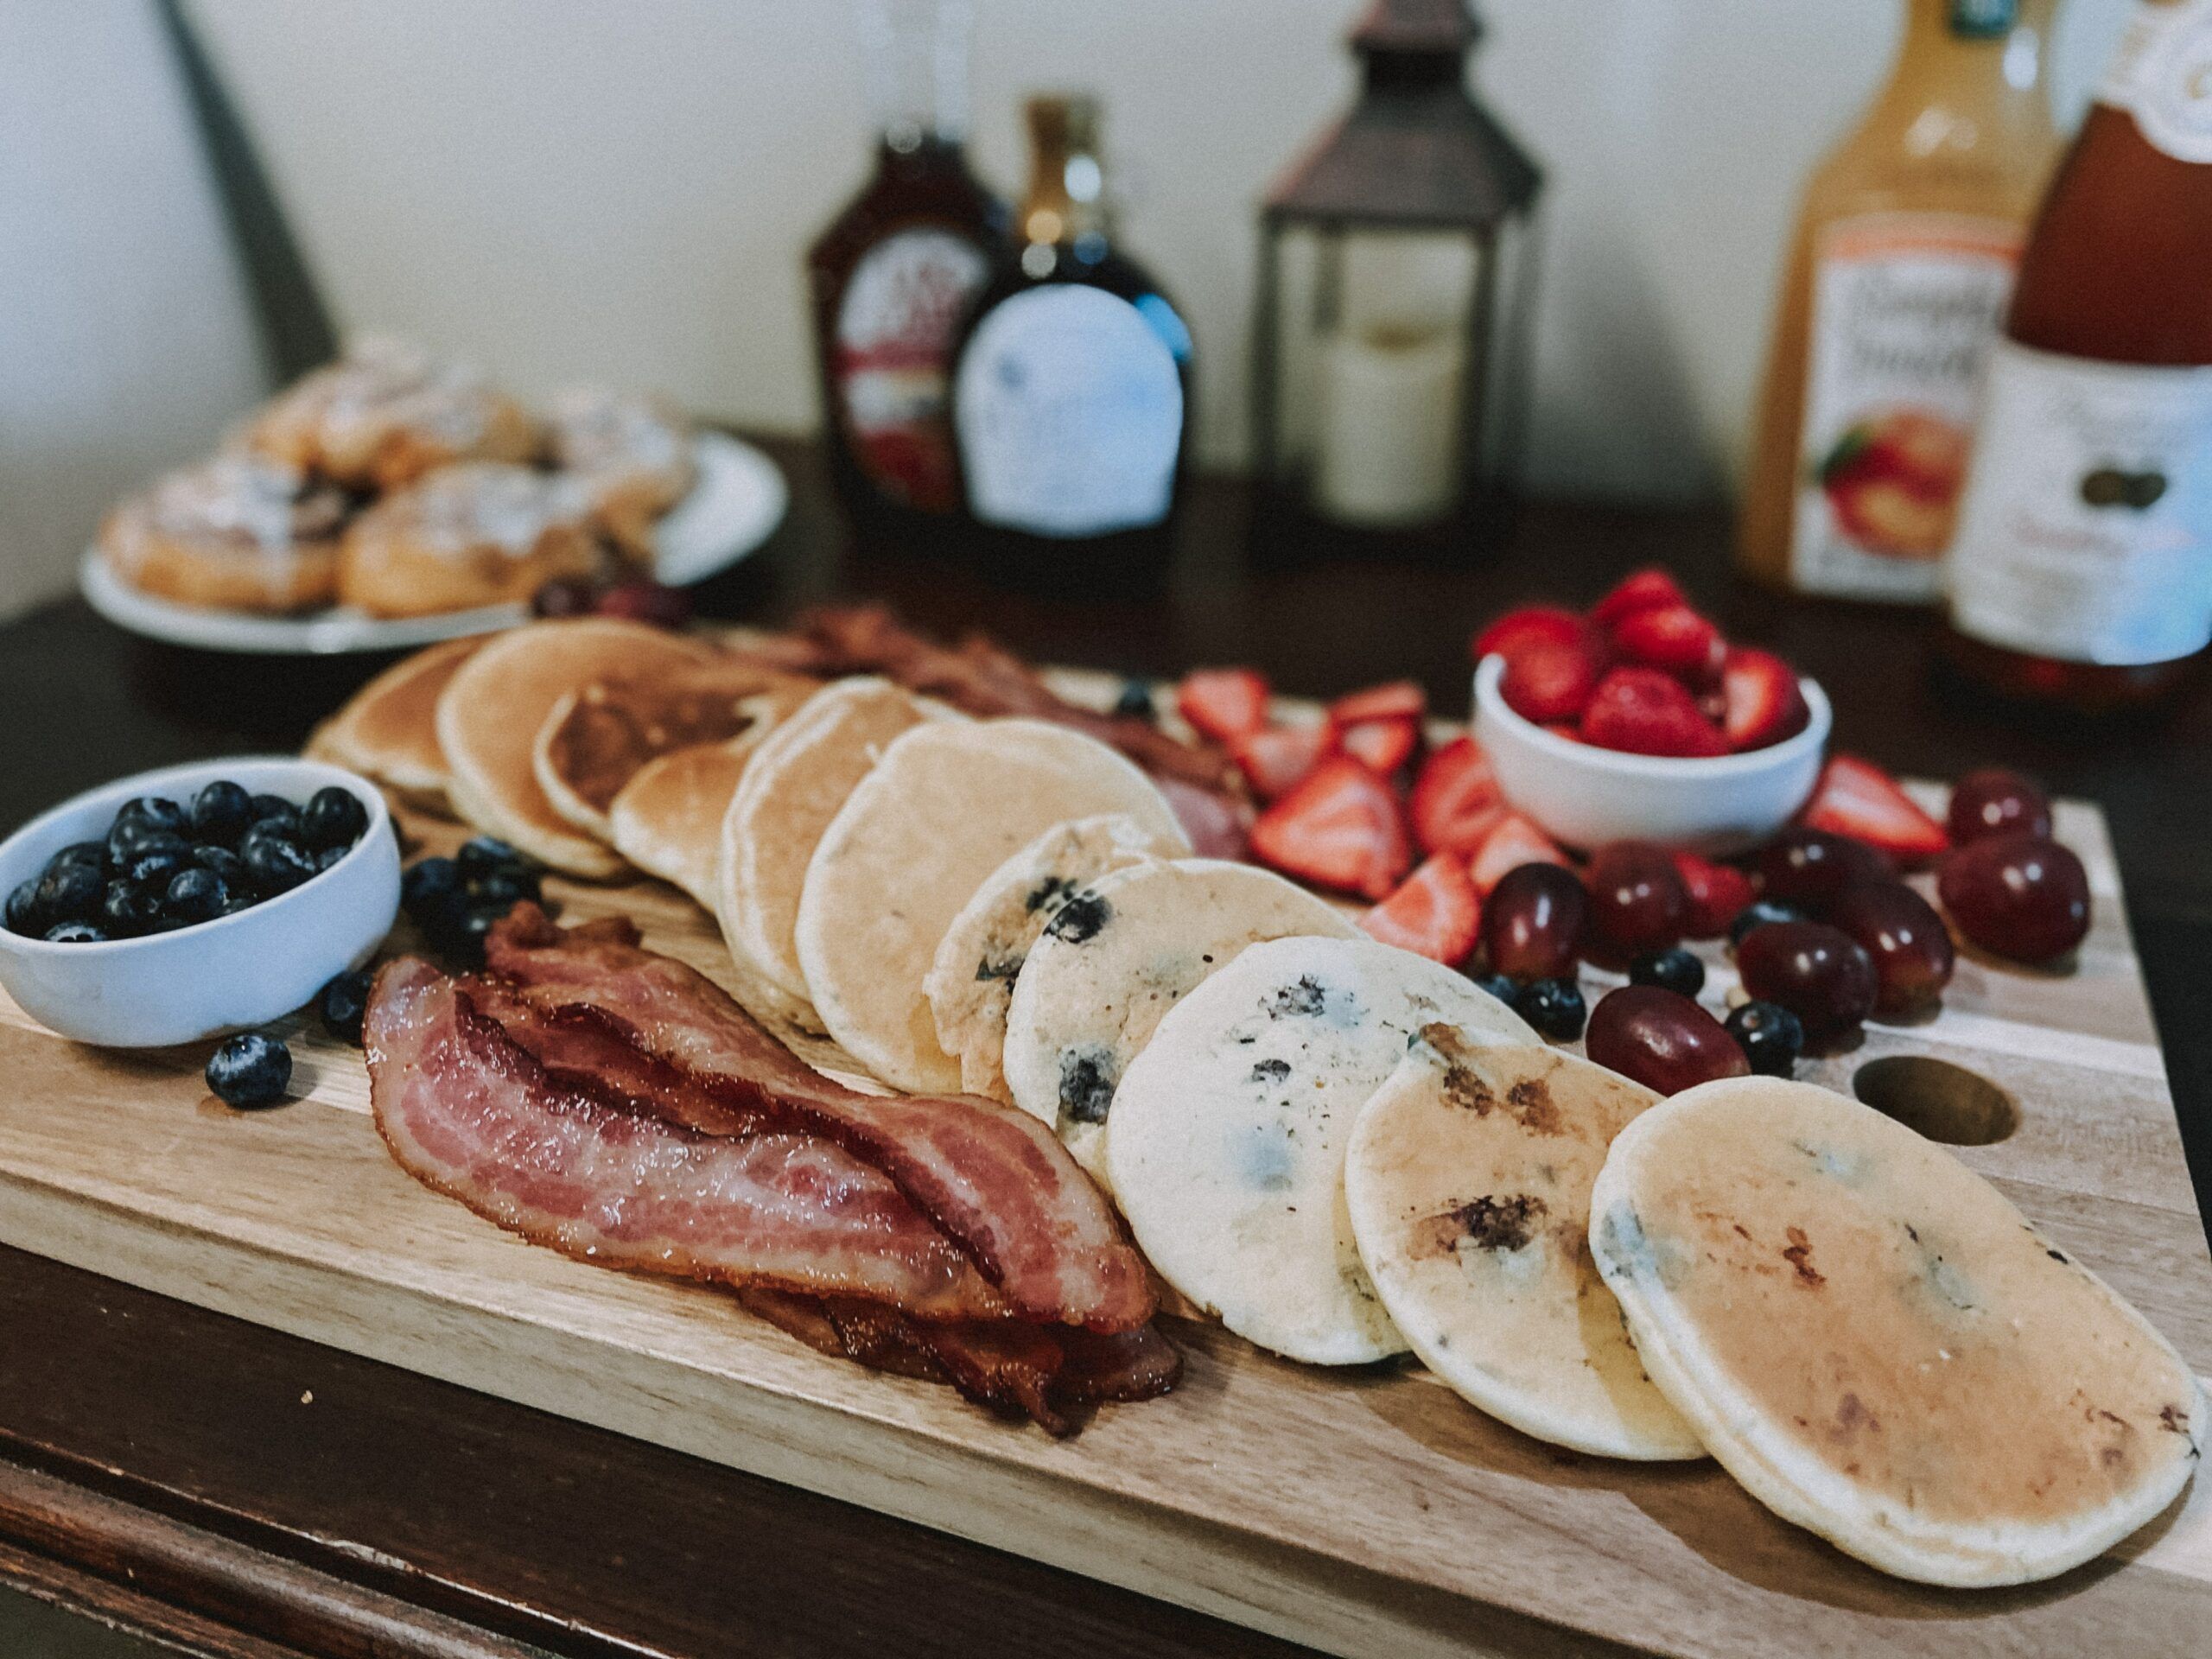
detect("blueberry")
[206,1033,291,1109]
[1112,679,1155,721]
[457,836,531,881]
[193,844,248,888]
[100,880,162,938]
[49,841,110,876]
[1725,1001,1804,1077]
[317,969,372,1045]
[401,856,463,922]
[1515,977,1587,1042]
[118,833,194,891]
[1470,971,1520,1007]
[300,785,368,851]
[34,859,105,925]
[242,831,318,895]
[246,794,304,841]
[117,796,188,838]
[43,920,110,944]
[5,879,43,937]
[1629,948,1706,999]
[315,843,351,874]
[219,889,258,916]
[1727,899,1805,949]
[162,866,227,926]
[188,779,254,847]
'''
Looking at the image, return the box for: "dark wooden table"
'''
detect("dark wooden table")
[2,435,2207,1659]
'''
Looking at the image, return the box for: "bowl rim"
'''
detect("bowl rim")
[1472,654,1831,779]
[0,755,394,958]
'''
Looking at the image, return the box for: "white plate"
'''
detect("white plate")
[79,431,787,656]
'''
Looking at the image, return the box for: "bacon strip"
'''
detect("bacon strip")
[484,907,1156,1332]
[365,958,1008,1324]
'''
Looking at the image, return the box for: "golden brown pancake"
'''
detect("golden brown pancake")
[306,634,486,811]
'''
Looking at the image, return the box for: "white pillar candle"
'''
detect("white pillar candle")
[1313,321,1467,527]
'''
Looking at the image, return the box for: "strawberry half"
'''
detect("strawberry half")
[1719,647,1810,752]
[1468,811,1571,896]
[1329,680,1427,725]
[1591,568,1688,629]
[1580,668,1729,757]
[1408,735,1504,856]
[1471,605,1586,665]
[1176,667,1270,742]
[1360,854,1480,965]
[1230,721,1332,802]
[1500,639,1604,724]
[1612,604,1724,682]
[1670,849,1756,939]
[1335,715,1420,776]
[1799,753,1949,863]
[1249,755,1412,901]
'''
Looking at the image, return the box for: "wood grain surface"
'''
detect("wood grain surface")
[0,757,2206,1658]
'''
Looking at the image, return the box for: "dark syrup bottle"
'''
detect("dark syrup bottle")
[950,95,1195,591]
[808,0,1007,524]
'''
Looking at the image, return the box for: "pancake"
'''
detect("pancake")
[306,634,485,811]
[435,619,721,876]
[1589,1077,2205,1586]
[1345,1034,1702,1460]
[1001,858,1358,1186]
[794,718,1183,1095]
[1106,936,1535,1365]
[534,658,818,842]
[925,813,1189,1104]
[716,677,950,1005]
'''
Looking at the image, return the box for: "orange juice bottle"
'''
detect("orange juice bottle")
[1738,0,2060,601]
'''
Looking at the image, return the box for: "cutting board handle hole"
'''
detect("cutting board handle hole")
[1852,1055,2020,1146]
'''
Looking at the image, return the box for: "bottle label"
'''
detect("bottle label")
[2101,0,2212,163]
[833,226,992,512]
[1789,213,2022,601]
[1949,340,2212,664]
[954,284,1184,537]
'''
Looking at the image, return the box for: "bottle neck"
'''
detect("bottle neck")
[1019,101,1111,270]
[1875,0,2055,137]
[858,0,973,154]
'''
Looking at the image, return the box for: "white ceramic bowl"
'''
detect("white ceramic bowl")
[0,757,400,1047]
[1471,655,1830,854]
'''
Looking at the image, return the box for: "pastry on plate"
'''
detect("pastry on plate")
[546,386,696,559]
[99,454,349,613]
[336,461,607,619]
[247,337,538,492]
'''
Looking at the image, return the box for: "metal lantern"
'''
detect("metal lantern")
[1253,0,1541,537]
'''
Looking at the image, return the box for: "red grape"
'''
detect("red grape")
[1754,826,1891,910]
[1586,986,1749,1096]
[1827,882,1955,1015]
[1586,842,1688,959]
[1479,863,1588,982]
[594,579,694,630]
[1936,833,2090,964]
[1736,920,1877,1039]
[1946,768,2053,848]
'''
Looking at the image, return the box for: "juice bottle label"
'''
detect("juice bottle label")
[2101,0,2212,164]
[954,284,1184,537]
[832,227,992,512]
[1789,213,2021,601]
[1948,341,2212,664]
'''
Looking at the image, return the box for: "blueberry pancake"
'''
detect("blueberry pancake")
[337,462,606,620]
[99,454,348,613]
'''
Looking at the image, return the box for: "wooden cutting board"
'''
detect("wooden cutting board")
[0,778,2206,1659]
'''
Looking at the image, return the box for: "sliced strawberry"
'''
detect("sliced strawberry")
[1719,647,1810,752]
[1612,604,1724,681]
[1500,639,1603,724]
[1799,753,1948,862]
[1230,721,1332,801]
[1408,735,1503,856]
[1471,605,1586,665]
[1249,756,1412,901]
[1329,680,1427,725]
[1360,855,1480,965]
[1468,811,1571,896]
[1580,668,1729,758]
[1670,849,1756,939]
[1590,568,1689,629]
[1176,667,1270,742]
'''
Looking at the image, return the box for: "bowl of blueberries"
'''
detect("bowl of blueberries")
[0,757,399,1047]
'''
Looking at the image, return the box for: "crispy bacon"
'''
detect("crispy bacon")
[484,906,1156,1332]
[365,957,1008,1324]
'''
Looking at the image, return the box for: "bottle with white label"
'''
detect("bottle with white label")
[808,0,1007,521]
[950,95,1194,585]
[1738,0,2059,601]
[1945,0,2212,709]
